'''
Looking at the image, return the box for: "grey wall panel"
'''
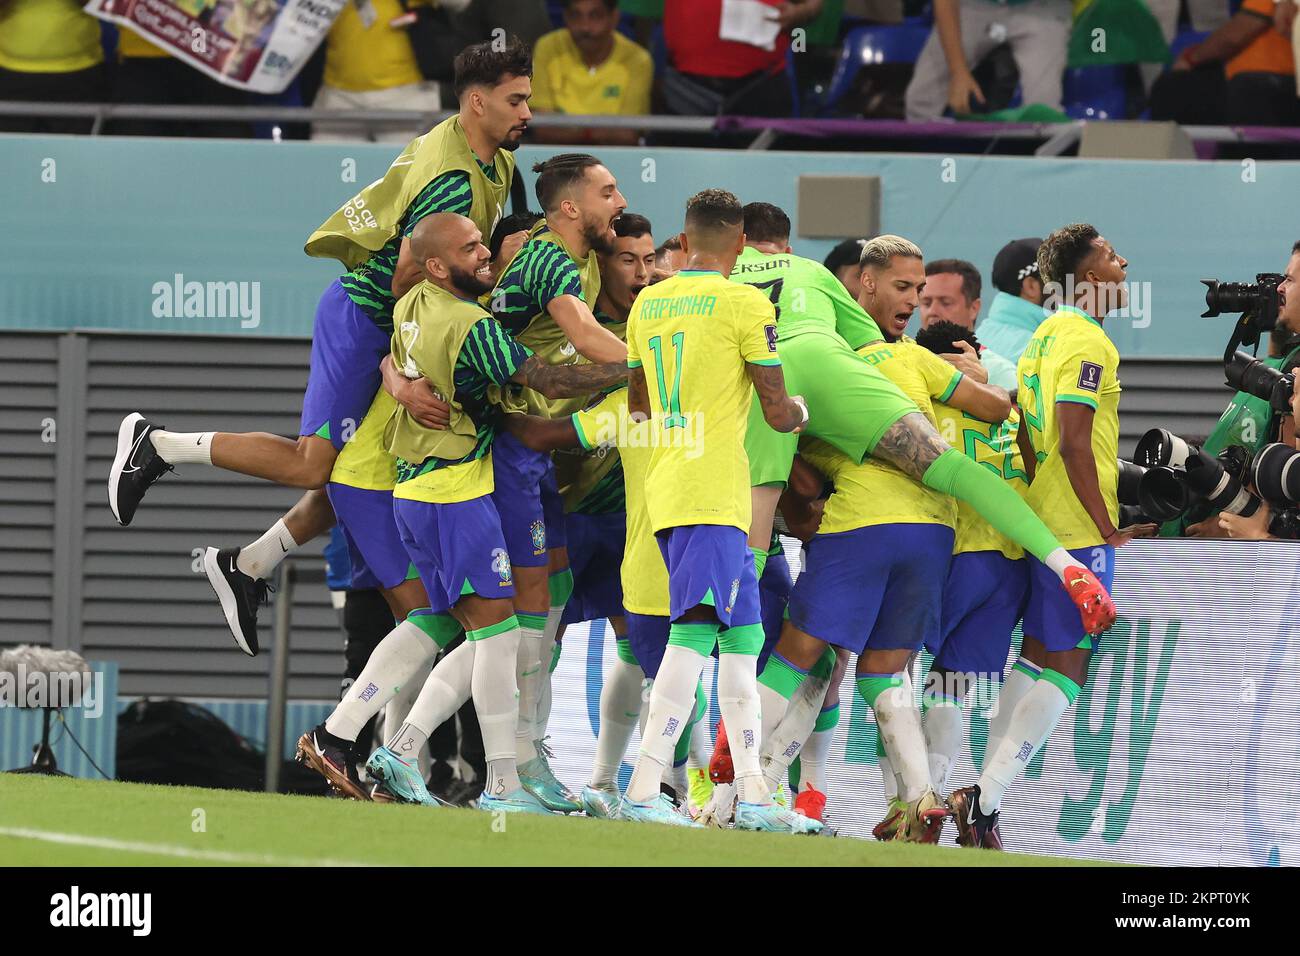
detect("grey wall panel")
[0,334,58,646]
[1118,359,1230,455]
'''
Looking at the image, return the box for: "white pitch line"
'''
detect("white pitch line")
[0,826,374,867]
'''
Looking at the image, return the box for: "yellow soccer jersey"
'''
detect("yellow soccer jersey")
[572,388,668,616]
[1018,305,1122,549]
[801,339,962,534]
[625,270,779,534]
[530,29,653,116]
[934,403,1028,559]
[330,390,398,491]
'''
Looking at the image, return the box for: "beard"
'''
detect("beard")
[583,219,616,255]
[449,264,494,299]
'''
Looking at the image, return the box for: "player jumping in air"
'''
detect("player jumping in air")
[948,224,1154,849]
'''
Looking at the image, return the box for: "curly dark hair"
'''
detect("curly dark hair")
[453,37,532,98]
[1038,223,1100,288]
[685,188,743,233]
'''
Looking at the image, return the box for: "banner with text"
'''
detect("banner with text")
[88,0,345,93]
[544,540,1300,866]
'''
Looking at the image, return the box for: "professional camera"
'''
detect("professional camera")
[1132,429,1261,519]
[1203,274,1284,348]
[1117,458,1189,522]
[1224,350,1294,415]
[1251,442,1300,504]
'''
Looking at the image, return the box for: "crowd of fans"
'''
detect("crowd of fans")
[1,0,1297,138]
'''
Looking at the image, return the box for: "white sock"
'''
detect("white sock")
[985,659,1041,769]
[800,721,834,793]
[626,645,706,803]
[979,677,1071,814]
[590,655,645,790]
[150,430,214,465]
[757,680,789,742]
[923,696,965,794]
[533,607,564,743]
[514,619,545,764]
[472,625,524,797]
[669,761,689,800]
[870,673,931,802]
[687,702,711,772]
[759,671,829,793]
[880,749,898,800]
[325,618,437,741]
[388,641,475,760]
[236,518,300,580]
[382,655,433,780]
[1043,547,1082,583]
[638,678,653,737]
[717,652,767,804]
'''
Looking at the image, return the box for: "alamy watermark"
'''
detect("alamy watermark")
[1042,276,1151,329]
[151,273,261,329]
[0,665,105,719]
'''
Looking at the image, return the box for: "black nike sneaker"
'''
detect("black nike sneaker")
[107,413,172,526]
[948,784,1004,850]
[296,724,368,801]
[203,547,270,657]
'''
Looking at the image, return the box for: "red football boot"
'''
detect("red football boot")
[1064,565,1117,635]
[708,720,734,784]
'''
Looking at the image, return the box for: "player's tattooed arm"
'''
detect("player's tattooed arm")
[500,411,581,453]
[510,355,628,399]
[548,295,629,364]
[380,354,451,430]
[628,365,651,421]
[747,363,807,434]
[871,411,950,480]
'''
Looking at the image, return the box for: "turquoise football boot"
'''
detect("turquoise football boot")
[365,747,439,807]
[519,738,582,813]
[616,793,703,827]
[735,800,825,835]
[476,787,553,815]
[580,785,621,819]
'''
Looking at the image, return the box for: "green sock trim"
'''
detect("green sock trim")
[813,702,840,733]
[406,609,462,649]
[667,621,719,655]
[467,615,520,642]
[516,612,547,631]
[313,421,331,441]
[674,681,708,764]
[548,640,562,673]
[922,447,1059,562]
[718,622,764,656]
[752,546,769,581]
[1038,668,1082,705]
[809,646,836,681]
[856,674,904,709]
[756,652,807,699]
[1011,658,1042,680]
[548,568,575,607]
[615,637,638,666]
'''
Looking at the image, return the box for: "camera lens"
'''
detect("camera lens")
[1134,428,1194,471]
[1225,350,1293,413]
[1117,459,1146,505]
[1183,448,1260,516]
[1251,442,1300,503]
[1137,466,1191,521]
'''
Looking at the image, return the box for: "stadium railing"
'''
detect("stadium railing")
[3,101,1299,154]
[264,557,324,794]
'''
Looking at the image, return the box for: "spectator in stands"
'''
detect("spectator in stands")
[1149,0,1300,126]
[309,0,462,142]
[921,257,1018,389]
[110,28,252,138]
[661,0,824,116]
[530,0,653,145]
[0,0,105,134]
[449,0,553,50]
[824,238,869,300]
[977,237,1047,365]
[904,0,1071,120]
[1142,0,1229,93]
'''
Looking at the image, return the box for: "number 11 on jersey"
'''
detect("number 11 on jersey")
[648,331,688,429]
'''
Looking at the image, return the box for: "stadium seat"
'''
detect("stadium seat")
[820,19,931,114]
[1063,65,1128,120]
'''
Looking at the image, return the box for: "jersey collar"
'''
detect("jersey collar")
[1055,303,1104,329]
[678,269,720,276]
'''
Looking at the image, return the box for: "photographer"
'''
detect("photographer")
[1182,243,1300,537]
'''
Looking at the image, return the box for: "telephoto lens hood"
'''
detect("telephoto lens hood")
[1252,442,1300,504]
[1137,465,1191,521]
[1134,428,1195,471]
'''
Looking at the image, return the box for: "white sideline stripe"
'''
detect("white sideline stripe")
[0,826,374,867]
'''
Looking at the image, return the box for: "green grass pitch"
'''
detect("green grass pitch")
[0,776,1114,867]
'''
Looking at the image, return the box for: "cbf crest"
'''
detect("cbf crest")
[491,548,513,585]
[530,519,547,555]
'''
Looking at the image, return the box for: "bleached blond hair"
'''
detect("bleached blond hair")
[859,234,924,270]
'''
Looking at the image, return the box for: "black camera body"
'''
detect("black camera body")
[1202,274,1284,348]
[1127,429,1261,522]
